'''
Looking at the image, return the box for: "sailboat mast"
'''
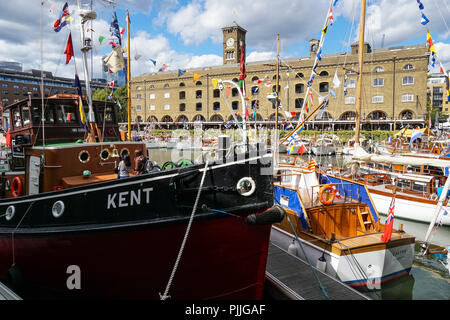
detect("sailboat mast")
[75,0,95,142]
[355,0,366,145]
[275,34,280,164]
[126,10,131,142]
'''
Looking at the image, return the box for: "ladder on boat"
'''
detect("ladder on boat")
[357,207,377,232]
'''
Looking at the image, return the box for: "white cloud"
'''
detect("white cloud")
[246,51,276,63]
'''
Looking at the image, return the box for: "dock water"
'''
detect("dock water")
[265,242,370,300]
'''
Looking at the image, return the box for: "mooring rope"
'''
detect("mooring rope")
[160,160,210,300]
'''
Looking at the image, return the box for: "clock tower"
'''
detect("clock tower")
[222,22,247,65]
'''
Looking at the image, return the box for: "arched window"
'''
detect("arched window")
[403,64,414,70]
[339,111,356,120]
[228,114,243,122]
[251,76,259,82]
[147,115,158,122]
[272,75,282,81]
[399,110,414,119]
[269,113,285,121]
[179,82,185,87]
[195,81,202,86]
[374,66,384,73]
[193,114,205,122]
[232,78,239,83]
[210,114,224,122]
[149,85,155,89]
[164,83,170,88]
[254,113,264,121]
[161,115,173,122]
[319,71,329,77]
[295,73,304,79]
[176,115,189,122]
[135,116,143,122]
[367,110,387,120]
[316,111,332,120]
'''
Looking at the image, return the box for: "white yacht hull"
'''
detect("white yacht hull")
[270,226,414,288]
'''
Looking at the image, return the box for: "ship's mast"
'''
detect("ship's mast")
[126,10,131,141]
[354,0,366,146]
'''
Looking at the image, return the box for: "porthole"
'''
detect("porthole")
[100,148,110,161]
[120,148,129,159]
[78,150,90,163]
[5,206,15,221]
[52,200,65,218]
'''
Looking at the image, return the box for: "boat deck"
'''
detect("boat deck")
[265,243,370,300]
[0,281,21,300]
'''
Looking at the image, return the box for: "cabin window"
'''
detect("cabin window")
[13,109,22,128]
[45,107,55,123]
[397,179,411,189]
[22,106,30,125]
[412,181,427,193]
[56,104,77,124]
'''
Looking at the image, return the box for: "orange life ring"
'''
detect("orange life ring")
[11,176,23,198]
[318,185,335,205]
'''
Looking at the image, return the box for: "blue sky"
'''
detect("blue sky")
[0,0,449,79]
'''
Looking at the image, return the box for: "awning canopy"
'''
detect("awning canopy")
[394,127,434,138]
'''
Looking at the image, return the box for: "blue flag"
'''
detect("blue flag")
[110,12,122,46]
[417,0,424,10]
[330,88,337,98]
[53,2,70,32]
[421,13,430,25]
[317,48,322,61]
[178,69,186,77]
[149,59,156,66]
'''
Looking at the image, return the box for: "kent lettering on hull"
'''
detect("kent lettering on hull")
[107,187,153,209]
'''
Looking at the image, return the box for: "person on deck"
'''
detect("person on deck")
[134,149,146,175]
[117,154,131,179]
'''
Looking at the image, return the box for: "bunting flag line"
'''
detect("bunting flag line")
[193,74,202,82]
[317,48,322,61]
[225,86,231,98]
[327,7,334,25]
[64,32,74,64]
[149,59,156,66]
[427,30,437,54]
[430,51,436,67]
[330,88,337,99]
[159,64,169,72]
[264,81,272,87]
[333,0,338,6]
[211,78,218,89]
[134,53,142,60]
[321,23,328,35]
[253,78,263,84]
[178,69,186,77]
[417,0,424,10]
[98,35,105,44]
[421,13,429,25]
[72,73,89,132]
[53,2,70,32]
[440,62,446,74]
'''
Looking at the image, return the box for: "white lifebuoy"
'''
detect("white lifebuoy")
[236,177,256,197]
[52,200,65,218]
[5,206,15,221]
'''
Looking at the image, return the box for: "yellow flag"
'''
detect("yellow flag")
[426,30,437,55]
[193,74,202,82]
[211,78,218,89]
[322,24,328,35]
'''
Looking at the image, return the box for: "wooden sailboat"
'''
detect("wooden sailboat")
[271,0,416,289]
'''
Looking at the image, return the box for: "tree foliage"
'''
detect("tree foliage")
[92,85,128,122]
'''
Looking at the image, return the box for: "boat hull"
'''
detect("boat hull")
[369,189,450,226]
[270,226,414,289]
[0,154,275,299]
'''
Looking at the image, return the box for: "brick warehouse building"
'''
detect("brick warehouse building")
[130,22,430,130]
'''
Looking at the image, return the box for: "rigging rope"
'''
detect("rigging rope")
[160,160,210,300]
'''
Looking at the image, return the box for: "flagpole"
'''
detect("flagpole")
[126,10,131,142]
[354,0,366,147]
[76,0,97,142]
[275,34,280,166]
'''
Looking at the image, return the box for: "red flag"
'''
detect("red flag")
[298,144,307,156]
[5,128,11,147]
[64,32,74,64]
[109,80,115,88]
[381,195,396,243]
[245,107,249,119]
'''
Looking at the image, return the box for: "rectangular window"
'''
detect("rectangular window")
[402,94,414,102]
[373,78,384,87]
[344,80,356,88]
[164,104,170,110]
[164,92,170,99]
[412,181,427,193]
[149,93,155,99]
[402,76,414,85]
[55,104,77,124]
[136,105,142,111]
[344,96,355,104]
[372,95,384,103]
[149,105,155,111]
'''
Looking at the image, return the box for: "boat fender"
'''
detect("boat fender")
[236,177,256,197]
[316,253,327,273]
[5,205,15,221]
[288,239,298,256]
[11,176,23,198]
[318,185,335,205]
[245,204,286,225]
